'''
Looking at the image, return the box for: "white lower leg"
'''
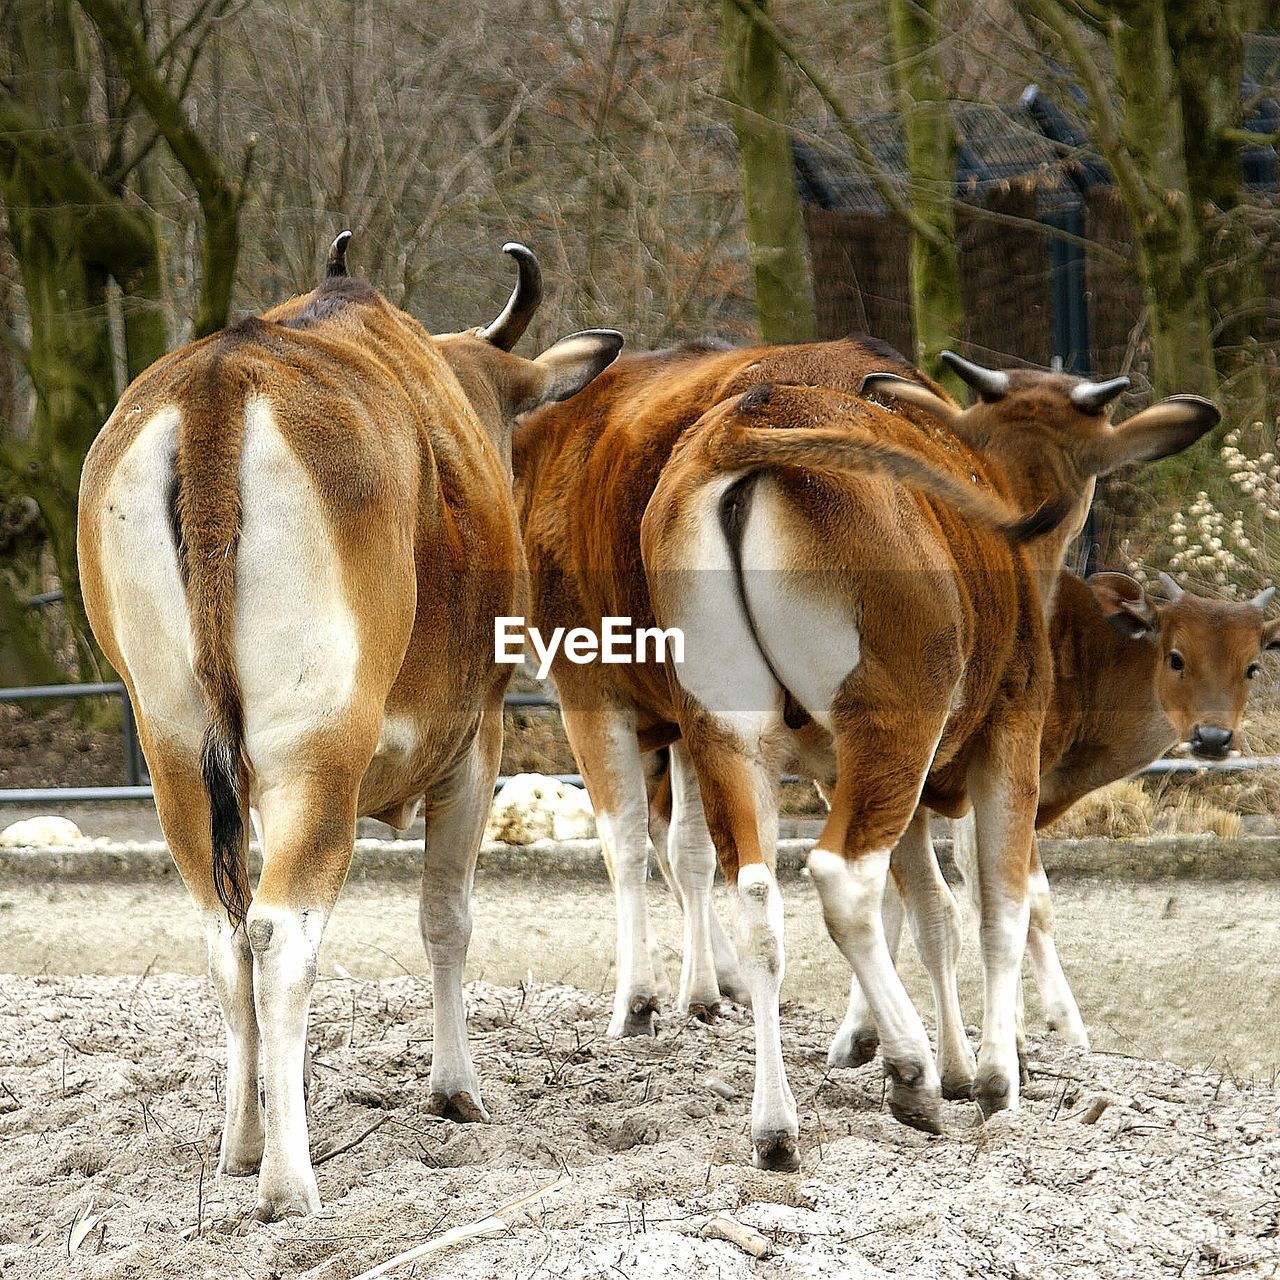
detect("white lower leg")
[808,848,941,1129]
[420,901,485,1114]
[1026,867,1089,1047]
[709,903,748,1004]
[668,745,722,1014]
[736,863,798,1169]
[828,877,903,1067]
[894,819,977,1096]
[976,889,1031,1113]
[206,912,263,1176]
[246,905,324,1218]
[599,805,663,1036]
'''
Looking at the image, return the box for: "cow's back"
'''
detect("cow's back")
[80,296,516,819]
[513,337,948,727]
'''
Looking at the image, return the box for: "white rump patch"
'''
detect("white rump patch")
[235,397,360,775]
[98,407,204,753]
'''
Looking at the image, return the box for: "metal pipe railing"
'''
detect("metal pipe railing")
[0,678,1276,805]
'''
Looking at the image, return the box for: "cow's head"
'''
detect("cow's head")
[433,243,623,448]
[1089,571,1280,759]
[861,353,1220,559]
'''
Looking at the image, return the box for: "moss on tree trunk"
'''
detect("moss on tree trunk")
[721,0,816,343]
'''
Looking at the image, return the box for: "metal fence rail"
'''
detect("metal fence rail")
[0,679,1277,805]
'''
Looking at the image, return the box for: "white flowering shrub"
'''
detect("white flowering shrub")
[1122,421,1280,597]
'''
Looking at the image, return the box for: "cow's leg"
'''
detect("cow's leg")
[892,811,976,1099]
[682,725,796,1170]
[150,748,262,1177]
[808,714,948,1135]
[562,702,663,1036]
[1025,838,1089,1047]
[666,741,729,1019]
[828,875,903,1069]
[967,730,1039,1117]
[641,750,675,1002]
[248,765,363,1222]
[420,701,502,1121]
[649,745,748,1010]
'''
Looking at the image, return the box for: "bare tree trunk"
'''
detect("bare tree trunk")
[1167,0,1266,414]
[1020,0,1218,410]
[1108,0,1217,403]
[887,0,963,397]
[721,0,815,342]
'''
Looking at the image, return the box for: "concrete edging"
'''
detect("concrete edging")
[0,832,1275,882]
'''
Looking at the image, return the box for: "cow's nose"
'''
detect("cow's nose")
[1190,725,1233,757]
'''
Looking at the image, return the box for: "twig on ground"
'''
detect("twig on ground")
[314,1115,390,1166]
[350,1176,570,1280]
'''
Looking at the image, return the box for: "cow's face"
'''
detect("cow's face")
[1090,572,1280,759]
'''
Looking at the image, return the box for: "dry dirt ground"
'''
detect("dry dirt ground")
[3,873,1279,1073]
[2,972,1280,1280]
[2,846,1278,1278]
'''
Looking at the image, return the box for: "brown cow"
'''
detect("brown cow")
[836,568,1280,1079]
[77,236,622,1220]
[518,340,1216,1168]
[516,339,980,1040]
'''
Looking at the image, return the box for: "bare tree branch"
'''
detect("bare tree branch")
[725,0,946,247]
[77,0,251,335]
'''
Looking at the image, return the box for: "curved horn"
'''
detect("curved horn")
[939,351,1010,401]
[326,230,353,279]
[1070,376,1131,412]
[1253,586,1276,611]
[1157,571,1184,602]
[477,242,543,351]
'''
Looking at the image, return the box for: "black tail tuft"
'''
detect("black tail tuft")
[202,727,248,928]
[1007,495,1072,544]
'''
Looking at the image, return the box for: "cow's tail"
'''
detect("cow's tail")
[704,383,1070,545]
[171,363,252,928]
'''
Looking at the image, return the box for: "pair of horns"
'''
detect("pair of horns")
[324,233,543,352]
[939,350,1130,412]
[1157,571,1275,611]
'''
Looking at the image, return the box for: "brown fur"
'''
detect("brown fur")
[1037,571,1280,826]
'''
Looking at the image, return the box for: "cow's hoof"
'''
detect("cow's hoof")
[426,1090,488,1123]
[683,999,721,1025]
[973,1072,1013,1119]
[614,996,661,1038]
[828,1027,879,1069]
[250,1177,319,1223]
[941,1072,976,1102]
[220,1155,262,1178]
[886,1061,943,1135]
[752,1132,801,1172]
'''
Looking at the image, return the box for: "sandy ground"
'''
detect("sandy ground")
[2,974,1278,1279]
[2,873,1279,1073]
[3,866,1279,1277]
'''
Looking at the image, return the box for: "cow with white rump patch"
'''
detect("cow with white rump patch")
[76,233,622,1221]
[640,357,1217,1169]
[837,567,1280,1084]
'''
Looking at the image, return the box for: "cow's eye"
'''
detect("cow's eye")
[1168,651,1185,672]
[1247,662,1260,680]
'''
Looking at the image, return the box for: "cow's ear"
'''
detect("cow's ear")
[513,329,624,413]
[1091,396,1220,475]
[1263,617,1280,651]
[1088,571,1159,638]
[860,372,962,428]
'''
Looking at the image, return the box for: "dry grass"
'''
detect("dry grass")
[1045,779,1243,840]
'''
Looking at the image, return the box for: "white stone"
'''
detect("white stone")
[0,816,86,847]
[484,774,596,845]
